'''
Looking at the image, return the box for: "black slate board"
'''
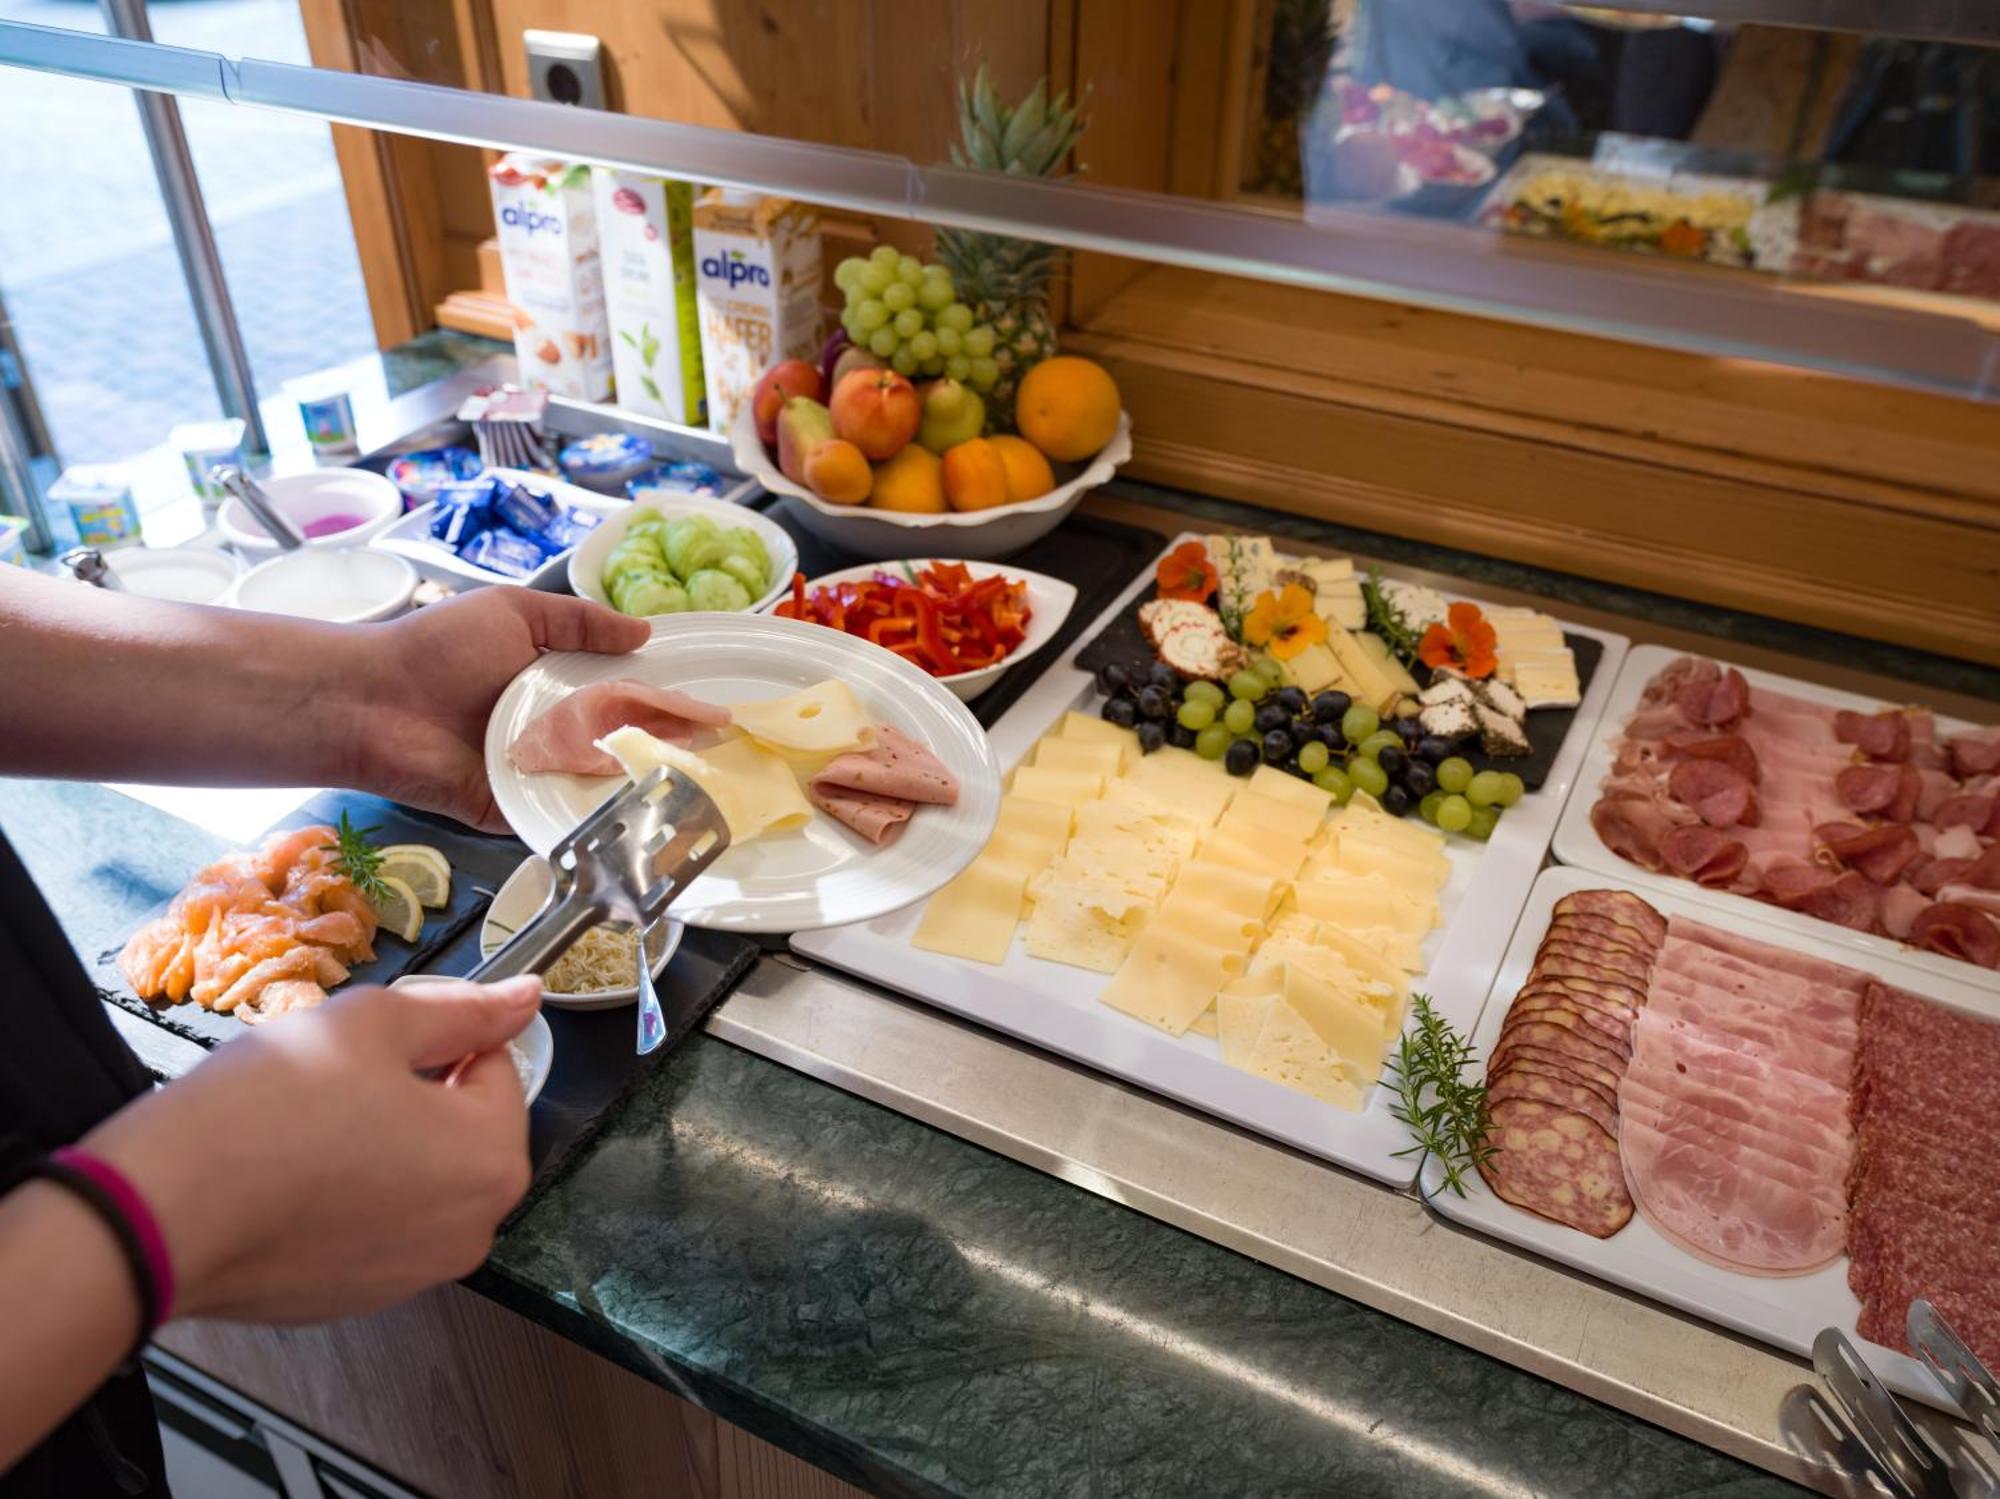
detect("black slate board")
[95,790,758,1209]
[751,499,1168,729]
[1073,590,1603,791]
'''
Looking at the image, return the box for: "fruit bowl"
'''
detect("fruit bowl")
[730,402,1131,562]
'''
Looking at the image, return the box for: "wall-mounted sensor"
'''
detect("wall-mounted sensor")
[524,29,607,110]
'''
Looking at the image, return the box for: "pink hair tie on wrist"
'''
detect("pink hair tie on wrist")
[46,1145,176,1335]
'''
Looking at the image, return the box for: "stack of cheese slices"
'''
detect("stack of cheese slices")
[915,710,1449,1109]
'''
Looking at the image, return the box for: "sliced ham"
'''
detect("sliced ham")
[1906,902,2000,968]
[1620,1117,1846,1275]
[1911,855,1976,897]
[1659,826,1747,885]
[811,726,959,807]
[1882,764,1925,824]
[1666,758,1756,828]
[1589,793,1688,873]
[508,681,731,776]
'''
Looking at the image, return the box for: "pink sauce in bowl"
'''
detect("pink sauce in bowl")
[302,512,367,539]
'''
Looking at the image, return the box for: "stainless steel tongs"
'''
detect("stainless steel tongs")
[1909,1299,2000,1453]
[469,768,731,1053]
[1812,1327,1959,1499]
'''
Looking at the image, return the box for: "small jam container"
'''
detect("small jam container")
[386,446,484,510]
[170,418,247,509]
[558,431,653,493]
[287,374,359,454]
[48,465,143,548]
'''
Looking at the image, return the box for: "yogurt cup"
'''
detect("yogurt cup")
[558,431,653,492]
[229,547,417,623]
[48,464,142,548]
[286,374,359,454]
[171,418,247,510]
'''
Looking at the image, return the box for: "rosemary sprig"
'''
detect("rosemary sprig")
[324,812,389,904]
[1363,567,1424,667]
[1217,534,1250,641]
[1387,991,1494,1197]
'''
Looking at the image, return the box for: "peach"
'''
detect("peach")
[988,435,1055,502]
[829,369,920,461]
[804,438,872,506]
[752,359,823,446]
[869,444,947,514]
[940,438,1011,512]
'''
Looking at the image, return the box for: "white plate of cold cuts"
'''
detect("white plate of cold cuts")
[1424,863,2000,1412]
[1555,644,2000,991]
[484,611,1001,932]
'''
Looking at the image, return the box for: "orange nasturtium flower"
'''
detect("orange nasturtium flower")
[1242,583,1328,662]
[1154,540,1219,603]
[1418,601,1499,679]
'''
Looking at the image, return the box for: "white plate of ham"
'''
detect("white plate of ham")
[483,612,1001,932]
[1555,644,2000,990]
[1425,864,2000,1413]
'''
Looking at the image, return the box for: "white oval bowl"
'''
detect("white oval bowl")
[479,856,683,1010]
[729,402,1130,562]
[218,469,404,557]
[104,545,240,605]
[386,982,554,1107]
[766,559,1077,702]
[568,491,796,617]
[229,547,418,624]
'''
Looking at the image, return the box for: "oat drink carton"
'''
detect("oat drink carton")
[691,189,822,434]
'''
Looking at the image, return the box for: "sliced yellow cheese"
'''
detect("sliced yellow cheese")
[1291,869,1436,937]
[1098,924,1247,1034]
[1353,631,1421,698]
[1301,556,1355,583]
[1022,881,1148,972]
[1032,737,1123,782]
[1311,920,1409,1001]
[1246,763,1334,817]
[1216,970,1281,1068]
[1328,834,1449,891]
[1186,1006,1219,1040]
[1200,828,1308,883]
[597,726,811,844]
[1125,754,1234,826]
[1163,861,1277,925]
[912,858,1028,965]
[1244,995,1366,1111]
[727,680,875,755]
[1323,629,1399,715]
[1345,924,1427,975]
[1056,711,1139,771]
[996,794,1074,845]
[1268,965,1384,1090]
[1280,640,1345,694]
[1010,764,1105,809]
[980,827,1064,882]
[1072,798,1203,864]
[1218,787,1318,842]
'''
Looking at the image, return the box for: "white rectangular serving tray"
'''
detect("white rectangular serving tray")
[793,536,1630,1187]
[1423,863,2000,1412]
[1552,642,2000,995]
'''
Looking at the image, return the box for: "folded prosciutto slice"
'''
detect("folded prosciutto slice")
[509,681,731,776]
[809,725,960,845]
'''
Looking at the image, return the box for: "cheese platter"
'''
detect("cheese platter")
[794,533,1629,1186]
[1423,864,2000,1412]
[1554,643,2000,991]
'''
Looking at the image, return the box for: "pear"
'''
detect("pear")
[775,396,835,489]
[916,378,987,455]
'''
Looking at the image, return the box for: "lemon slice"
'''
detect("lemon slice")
[368,875,426,943]
[378,845,451,909]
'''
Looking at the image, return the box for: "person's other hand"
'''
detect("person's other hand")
[342,590,648,831]
[85,977,540,1325]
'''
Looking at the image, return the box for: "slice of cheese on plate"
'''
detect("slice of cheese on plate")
[597,726,811,843]
[912,858,1028,965]
[1023,879,1149,972]
[1098,923,1247,1034]
[728,680,875,755]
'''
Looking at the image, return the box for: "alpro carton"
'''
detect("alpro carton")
[591,168,705,426]
[489,155,614,401]
[691,190,821,434]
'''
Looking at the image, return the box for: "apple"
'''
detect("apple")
[829,368,920,461]
[752,359,823,447]
[916,378,986,455]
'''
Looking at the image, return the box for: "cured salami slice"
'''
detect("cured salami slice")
[1659,825,1747,885]
[1907,902,2000,968]
[1477,1099,1632,1239]
[1667,758,1756,828]
[1834,709,1910,763]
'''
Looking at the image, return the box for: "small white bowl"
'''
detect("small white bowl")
[218,469,404,557]
[479,857,684,1010]
[229,547,417,623]
[103,545,240,605]
[730,402,1130,562]
[386,982,554,1106]
[767,559,1077,701]
[568,491,796,617]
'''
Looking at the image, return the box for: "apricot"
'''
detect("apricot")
[804,437,873,506]
[988,435,1055,502]
[1015,356,1121,463]
[940,438,1011,513]
[869,444,947,514]
[829,369,920,461]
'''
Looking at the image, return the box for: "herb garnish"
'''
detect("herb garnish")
[324,812,389,903]
[1387,992,1493,1197]
[1363,567,1423,668]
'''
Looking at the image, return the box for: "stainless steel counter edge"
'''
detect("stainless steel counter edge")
[707,954,1984,1497]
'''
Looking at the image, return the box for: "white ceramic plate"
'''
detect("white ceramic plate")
[1552,642,1999,994]
[567,490,796,616]
[372,469,624,592]
[763,558,1077,702]
[482,611,1002,932]
[731,402,1131,562]
[480,856,683,1010]
[792,536,1631,1186]
[1422,864,1999,1413]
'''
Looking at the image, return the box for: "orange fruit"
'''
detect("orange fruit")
[988,435,1054,502]
[869,444,947,513]
[940,439,1011,512]
[1014,356,1121,463]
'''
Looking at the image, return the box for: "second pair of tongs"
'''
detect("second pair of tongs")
[1812,1320,1971,1499]
[469,767,731,1053]
[1908,1299,2000,1454]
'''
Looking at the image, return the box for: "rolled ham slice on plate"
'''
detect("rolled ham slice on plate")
[809,725,961,845]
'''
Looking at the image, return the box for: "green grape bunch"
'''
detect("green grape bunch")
[834,246,1003,394]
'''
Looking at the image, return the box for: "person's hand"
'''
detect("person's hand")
[83,978,540,1325]
[341,590,648,831]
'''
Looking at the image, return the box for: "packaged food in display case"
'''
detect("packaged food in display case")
[591,168,707,426]
[488,154,615,401]
[691,189,822,436]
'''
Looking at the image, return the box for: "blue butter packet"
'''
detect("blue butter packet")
[532,505,603,554]
[458,527,544,578]
[493,481,560,537]
[626,460,725,501]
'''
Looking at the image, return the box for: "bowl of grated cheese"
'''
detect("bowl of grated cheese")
[481,857,684,1010]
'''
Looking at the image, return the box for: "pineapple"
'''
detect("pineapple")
[934,67,1088,425]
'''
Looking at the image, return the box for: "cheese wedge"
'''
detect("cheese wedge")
[728,680,874,755]
[912,858,1028,964]
[1353,632,1420,698]
[1280,640,1347,694]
